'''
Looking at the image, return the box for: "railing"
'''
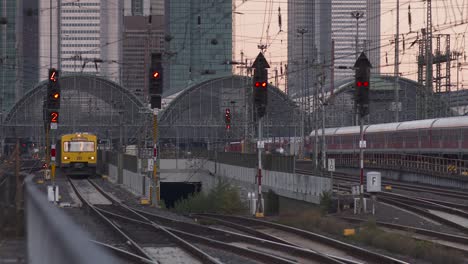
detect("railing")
[25,176,120,264]
[330,153,468,179]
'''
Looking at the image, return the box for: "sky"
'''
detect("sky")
[234,0,468,91]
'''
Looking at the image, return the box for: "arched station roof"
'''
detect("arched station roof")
[159,75,301,142]
[3,74,147,140]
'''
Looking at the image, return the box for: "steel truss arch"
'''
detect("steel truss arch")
[159,75,301,145]
[3,74,147,140]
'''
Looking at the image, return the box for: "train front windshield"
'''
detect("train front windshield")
[64,141,95,152]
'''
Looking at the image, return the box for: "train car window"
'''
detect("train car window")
[64,141,95,152]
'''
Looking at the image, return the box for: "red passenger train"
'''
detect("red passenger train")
[310,116,468,159]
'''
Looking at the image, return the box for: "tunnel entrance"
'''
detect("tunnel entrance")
[160,182,201,208]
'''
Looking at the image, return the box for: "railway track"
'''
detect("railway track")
[310,169,468,200]
[91,240,154,264]
[128,207,347,264]
[338,216,468,256]
[70,178,222,264]
[302,169,468,236]
[69,178,156,263]
[191,213,409,264]
[80,178,346,263]
[375,193,468,235]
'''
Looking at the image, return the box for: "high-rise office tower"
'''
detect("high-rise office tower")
[0,0,40,113]
[287,0,331,98]
[288,0,380,96]
[164,0,232,96]
[124,0,164,16]
[122,15,164,98]
[332,0,380,80]
[39,0,122,83]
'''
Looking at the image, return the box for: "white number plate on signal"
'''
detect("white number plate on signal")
[257,141,265,149]
[359,140,366,148]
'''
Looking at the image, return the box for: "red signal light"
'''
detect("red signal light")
[255,82,267,88]
[49,71,57,82]
[363,81,369,87]
[152,71,160,78]
[356,81,362,87]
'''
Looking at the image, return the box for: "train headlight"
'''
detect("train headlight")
[64,156,68,160]
[90,156,95,160]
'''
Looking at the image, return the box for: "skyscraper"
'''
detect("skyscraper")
[332,0,380,80]
[22,0,40,95]
[122,15,164,98]
[0,0,39,113]
[287,0,381,96]
[164,0,232,96]
[39,0,122,83]
[287,0,331,98]
[124,0,164,16]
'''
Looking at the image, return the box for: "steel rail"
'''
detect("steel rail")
[86,179,223,264]
[90,240,154,264]
[96,208,302,264]
[68,178,156,262]
[193,213,409,264]
[131,207,347,264]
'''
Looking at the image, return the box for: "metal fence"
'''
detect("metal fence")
[25,176,121,264]
[215,152,295,173]
[331,153,468,180]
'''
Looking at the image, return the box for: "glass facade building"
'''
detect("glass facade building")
[39,0,122,83]
[0,0,18,114]
[122,15,164,99]
[287,0,331,98]
[332,0,380,80]
[0,0,39,114]
[164,0,232,96]
[287,0,381,97]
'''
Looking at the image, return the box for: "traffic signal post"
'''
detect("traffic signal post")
[43,68,61,203]
[252,52,269,218]
[149,54,163,207]
[354,53,371,213]
[45,68,61,182]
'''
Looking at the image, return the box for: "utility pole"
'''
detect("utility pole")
[314,70,319,169]
[252,51,269,218]
[394,0,400,122]
[49,0,52,67]
[351,11,365,59]
[426,0,433,118]
[297,28,308,160]
[320,68,326,172]
[147,13,163,206]
[15,139,21,235]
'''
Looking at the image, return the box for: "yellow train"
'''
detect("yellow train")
[58,133,97,175]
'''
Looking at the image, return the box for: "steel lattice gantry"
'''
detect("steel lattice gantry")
[2,74,148,144]
[158,75,301,148]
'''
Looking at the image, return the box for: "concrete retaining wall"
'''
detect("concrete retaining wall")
[205,161,331,204]
[106,156,331,204]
